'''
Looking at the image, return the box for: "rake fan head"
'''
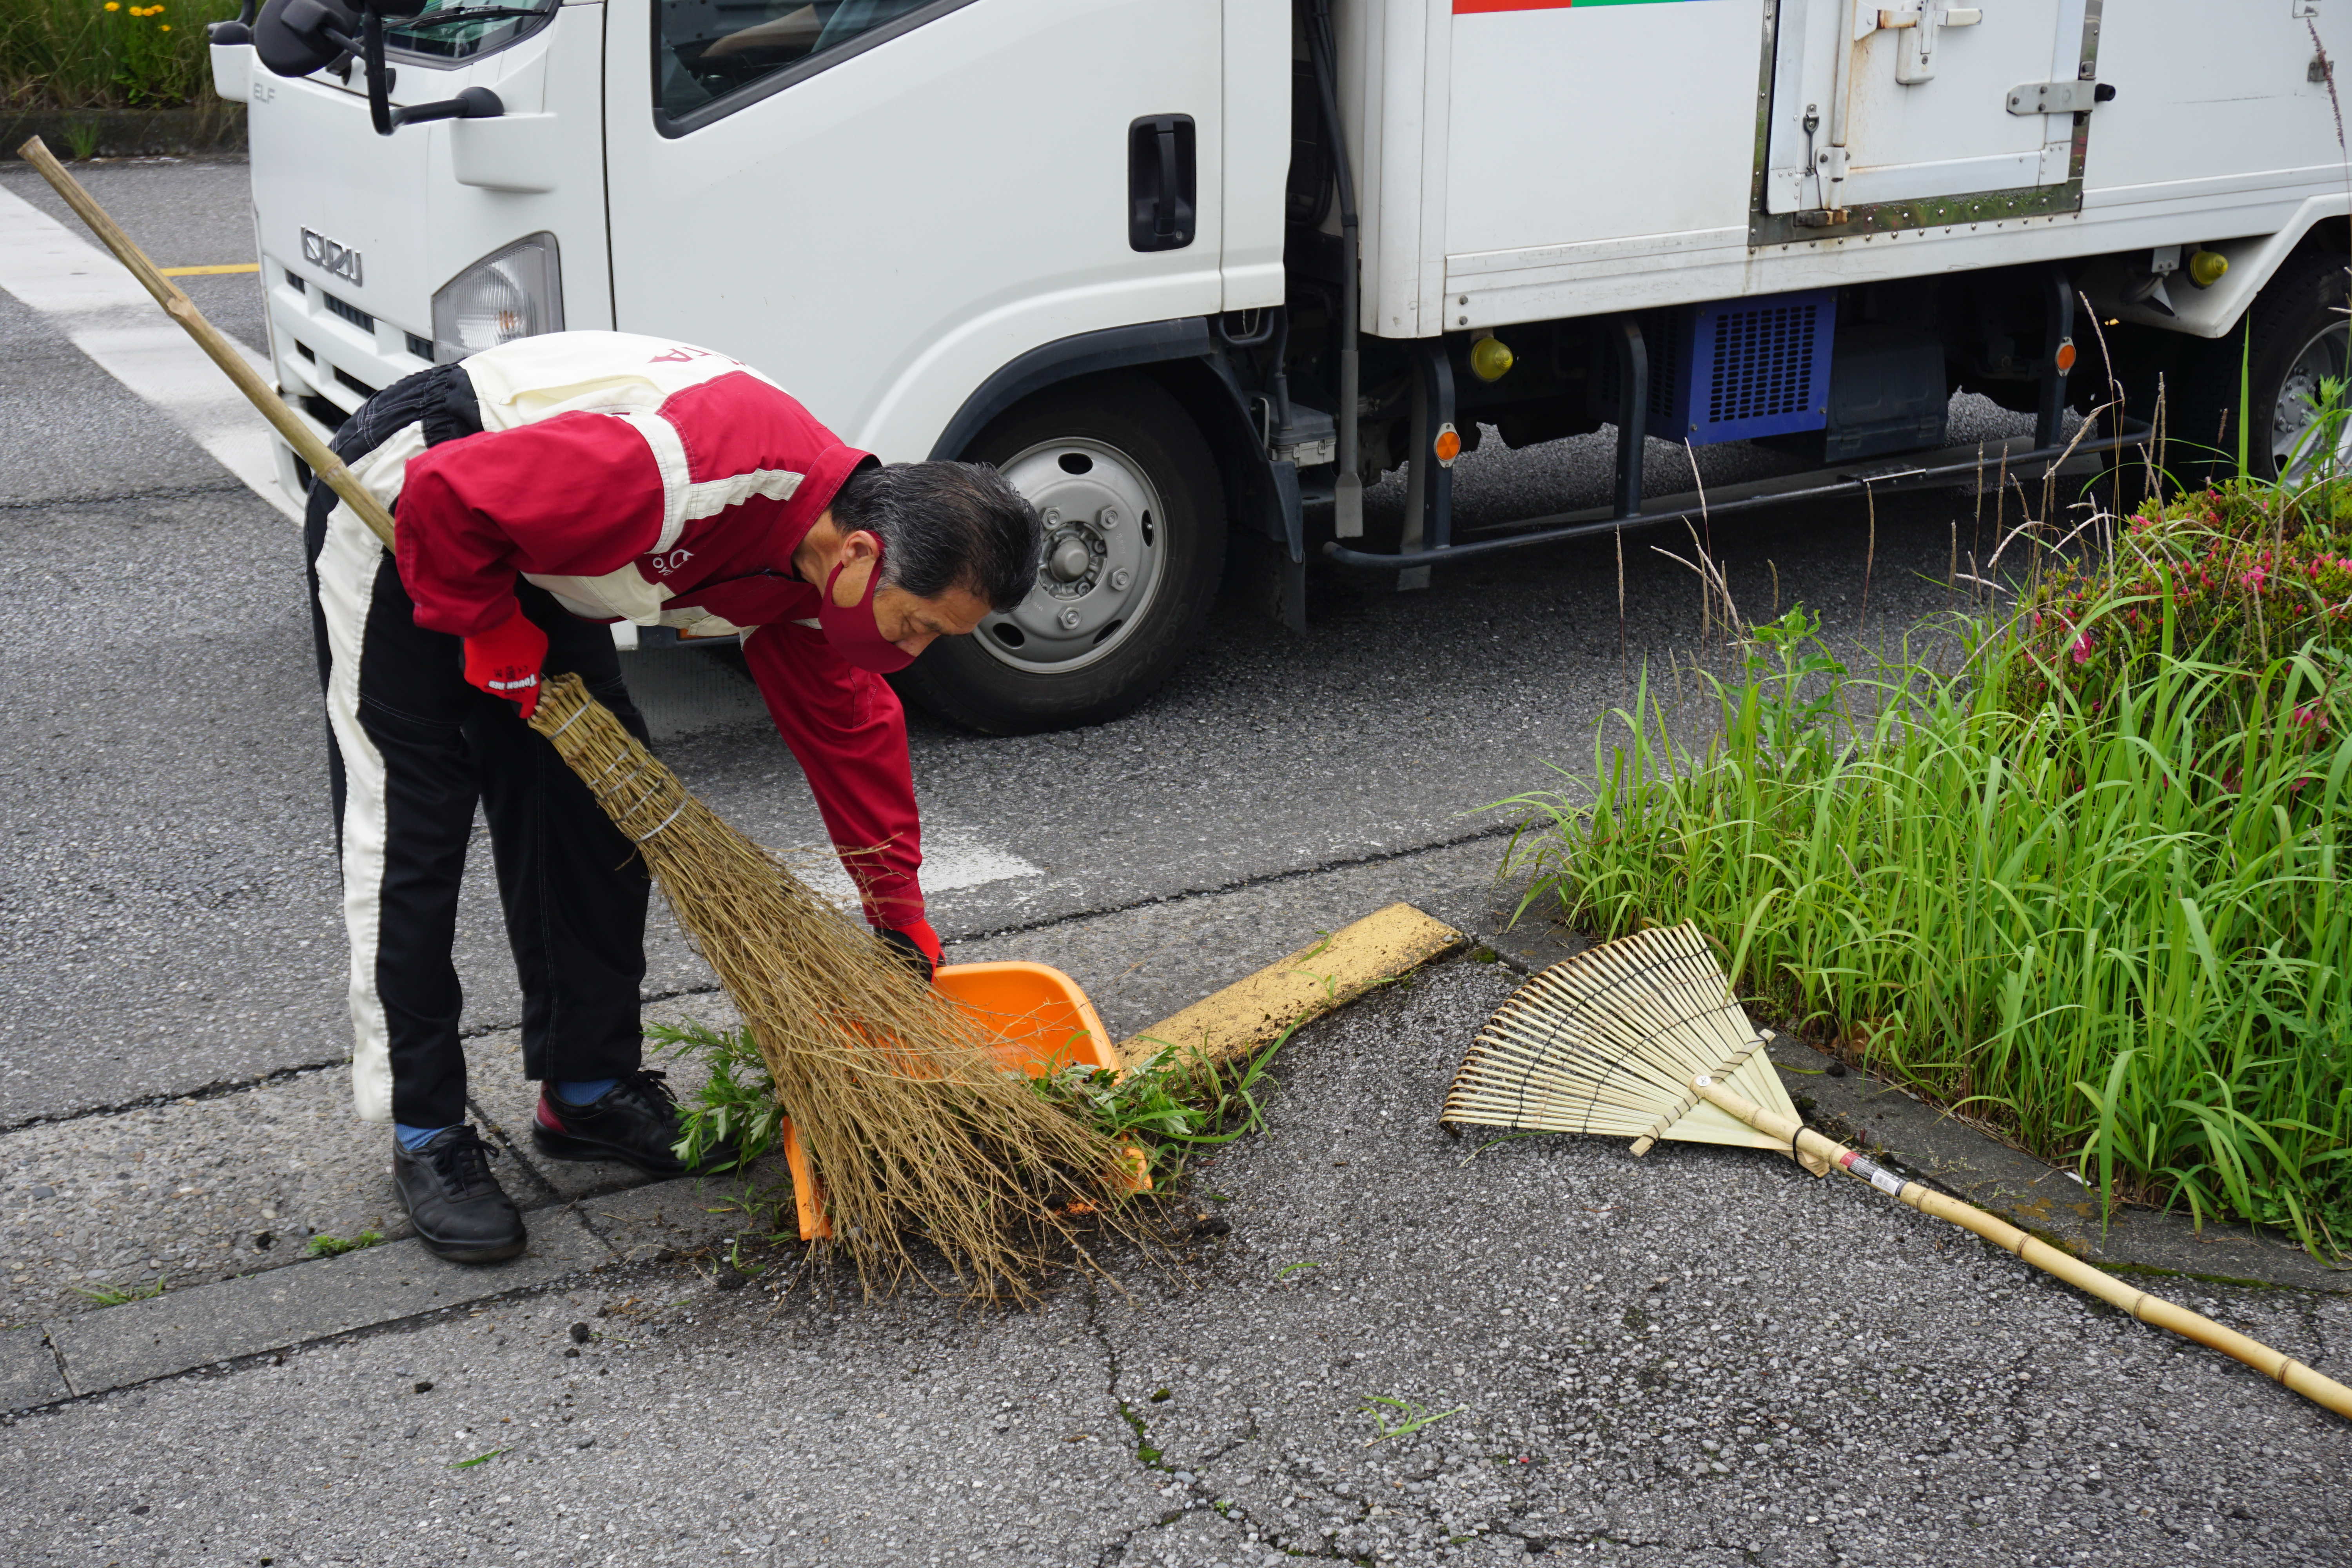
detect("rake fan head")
[1443,922,1806,1159]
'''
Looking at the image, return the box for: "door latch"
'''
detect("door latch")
[1864,4,1982,85]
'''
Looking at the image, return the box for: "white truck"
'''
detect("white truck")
[209,0,2351,731]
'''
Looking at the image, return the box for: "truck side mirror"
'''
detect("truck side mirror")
[251,0,501,136]
[253,0,358,78]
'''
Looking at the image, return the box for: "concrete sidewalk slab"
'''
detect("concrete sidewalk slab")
[579,1169,786,1265]
[44,1209,612,1396]
[0,995,757,1333]
[0,1063,407,1328]
[0,1325,65,1410]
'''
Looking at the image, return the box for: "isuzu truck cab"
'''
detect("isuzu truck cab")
[212,0,2352,731]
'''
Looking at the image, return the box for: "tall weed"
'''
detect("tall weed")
[1504,588,2351,1257]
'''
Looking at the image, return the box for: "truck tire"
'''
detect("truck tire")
[2168,250,2350,485]
[893,374,1227,734]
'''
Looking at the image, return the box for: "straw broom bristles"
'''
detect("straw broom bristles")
[527,673,1139,1300]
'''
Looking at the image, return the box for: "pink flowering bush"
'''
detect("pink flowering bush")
[2006,480,2352,751]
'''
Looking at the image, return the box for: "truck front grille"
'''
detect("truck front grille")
[321,291,375,332]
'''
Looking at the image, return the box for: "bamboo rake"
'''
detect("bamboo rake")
[1693,1072,2352,1421]
[1448,924,2352,1424]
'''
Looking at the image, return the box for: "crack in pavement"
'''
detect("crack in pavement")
[1082,1283,1384,1566]
[0,479,248,512]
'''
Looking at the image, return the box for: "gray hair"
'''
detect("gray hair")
[829,461,1042,613]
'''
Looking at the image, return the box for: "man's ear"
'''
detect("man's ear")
[840,529,882,563]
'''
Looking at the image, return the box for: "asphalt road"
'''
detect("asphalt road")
[5,157,2347,1568]
[0,157,2054,1129]
[6,965,2347,1568]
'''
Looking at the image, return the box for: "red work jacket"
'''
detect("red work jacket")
[390,330,924,929]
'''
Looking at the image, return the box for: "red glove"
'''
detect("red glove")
[877,918,943,983]
[462,606,549,720]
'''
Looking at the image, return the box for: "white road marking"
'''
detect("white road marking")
[795,829,1045,907]
[0,183,295,519]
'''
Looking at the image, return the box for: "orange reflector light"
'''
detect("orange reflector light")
[1434,426,1462,464]
[2054,339,2078,373]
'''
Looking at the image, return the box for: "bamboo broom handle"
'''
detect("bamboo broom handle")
[16,137,398,552]
[1691,1073,2352,1423]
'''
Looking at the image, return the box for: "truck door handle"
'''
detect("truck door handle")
[1128,114,1196,252]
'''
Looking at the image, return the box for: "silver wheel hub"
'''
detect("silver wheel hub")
[978,437,1165,674]
[2274,322,2350,482]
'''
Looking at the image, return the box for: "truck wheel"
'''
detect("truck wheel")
[894,375,1227,734]
[2170,251,2350,485]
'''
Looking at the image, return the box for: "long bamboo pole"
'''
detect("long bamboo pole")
[16,137,397,552]
[1691,1073,2352,1422]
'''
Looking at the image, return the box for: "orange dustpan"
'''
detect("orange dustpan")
[779,960,1140,1241]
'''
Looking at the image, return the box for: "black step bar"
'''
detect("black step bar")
[1324,419,2154,572]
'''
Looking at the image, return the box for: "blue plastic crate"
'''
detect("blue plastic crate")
[1658,290,1837,446]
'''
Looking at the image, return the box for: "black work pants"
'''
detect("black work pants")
[303,365,652,1129]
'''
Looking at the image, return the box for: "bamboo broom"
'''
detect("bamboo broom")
[20,137,1142,1298]
[1446,923,2352,1423]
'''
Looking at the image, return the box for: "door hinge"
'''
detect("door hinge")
[2006,80,2112,114]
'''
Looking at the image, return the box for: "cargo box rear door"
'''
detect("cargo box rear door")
[1760,0,2099,237]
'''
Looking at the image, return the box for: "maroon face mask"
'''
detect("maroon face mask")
[817,537,917,674]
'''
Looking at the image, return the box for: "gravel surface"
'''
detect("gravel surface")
[5,963,2344,1565]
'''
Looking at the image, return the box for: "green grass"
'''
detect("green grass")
[1028,1027,1293,1182]
[1500,488,2352,1258]
[1360,1396,1465,1447]
[73,1274,165,1307]
[647,1020,782,1174]
[3,0,241,112]
[305,1230,382,1258]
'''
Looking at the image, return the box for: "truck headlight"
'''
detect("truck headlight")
[431,232,562,363]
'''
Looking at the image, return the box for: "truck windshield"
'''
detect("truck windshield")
[385,0,558,64]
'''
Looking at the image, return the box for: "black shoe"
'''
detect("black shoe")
[532,1070,713,1177]
[393,1127,526,1264]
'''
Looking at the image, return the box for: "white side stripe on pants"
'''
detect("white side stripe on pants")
[313,420,430,1122]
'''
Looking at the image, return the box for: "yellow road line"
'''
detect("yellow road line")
[1120,903,1466,1069]
[158,263,260,276]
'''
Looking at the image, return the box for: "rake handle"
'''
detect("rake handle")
[17,136,398,552]
[1691,1074,2352,1422]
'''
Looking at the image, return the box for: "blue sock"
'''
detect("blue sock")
[396,1123,457,1151]
[552,1078,619,1108]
